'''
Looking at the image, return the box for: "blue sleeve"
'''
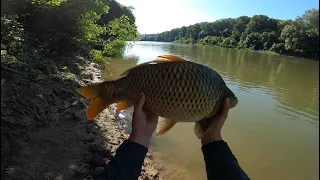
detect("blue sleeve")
[202,140,250,180]
[94,140,148,180]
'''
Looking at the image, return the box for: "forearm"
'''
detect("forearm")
[202,140,250,180]
[128,132,151,148]
[94,140,148,180]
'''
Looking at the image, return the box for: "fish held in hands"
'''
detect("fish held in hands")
[76,55,238,139]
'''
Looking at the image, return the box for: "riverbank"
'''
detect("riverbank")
[142,40,319,61]
[242,48,319,61]
[1,52,161,179]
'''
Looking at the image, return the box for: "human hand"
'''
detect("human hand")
[128,92,159,148]
[201,98,230,146]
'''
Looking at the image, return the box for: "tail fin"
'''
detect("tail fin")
[76,82,113,120]
[87,97,111,120]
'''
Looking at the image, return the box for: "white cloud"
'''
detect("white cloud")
[116,0,216,34]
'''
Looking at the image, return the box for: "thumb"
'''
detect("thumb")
[135,92,145,111]
[220,98,230,119]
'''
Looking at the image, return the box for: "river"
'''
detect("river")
[102,41,319,180]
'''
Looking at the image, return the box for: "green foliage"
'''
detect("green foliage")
[280,9,319,58]
[31,0,67,7]
[245,15,278,33]
[1,14,24,68]
[103,39,126,56]
[1,0,138,72]
[96,14,139,57]
[270,43,285,54]
[198,36,223,46]
[77,9,108,44]
[17,0,111,49]
[297,8,319,31]
[280,25,301,50]
[242,32,264,50]
[174,38,196,44]
[90,49,110,65]
[261,31,278,50]
[99,0,136,25]
[221,36,237,48]
[1,15,24,55]
[233,16,251,33]
[106,15,139,41]
[141,8,319,59]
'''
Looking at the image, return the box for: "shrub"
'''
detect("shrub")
[270,43,285,54]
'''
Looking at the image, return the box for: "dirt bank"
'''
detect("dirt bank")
[1,53,161,180]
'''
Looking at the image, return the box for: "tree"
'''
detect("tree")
[232,16,251,42]
[279,9,319,57]
[1,0,139,69]
[187,24,201,42]
[242,32,263,50]
[221,36,237,48]
[234,16,251,32]
[140,8,319,59]
[246,15,278,33]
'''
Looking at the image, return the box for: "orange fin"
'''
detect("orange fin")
[116,101,131,112]
[120,55,186,76]
[156,55,186,62]
[156,118,178,136]
[76,82,107,99]
[87,97,112,120]
[194,121,206,139]
[194,118,213,139]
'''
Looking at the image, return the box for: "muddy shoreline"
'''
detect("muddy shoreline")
[1,55,161,179]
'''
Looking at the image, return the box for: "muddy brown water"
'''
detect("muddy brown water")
[102,41,319,180]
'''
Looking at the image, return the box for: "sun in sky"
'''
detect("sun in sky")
[117,0,319,34]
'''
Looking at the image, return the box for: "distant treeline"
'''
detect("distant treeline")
[141,9,319,59]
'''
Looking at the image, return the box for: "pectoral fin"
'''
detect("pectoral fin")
[194,118,213,139]
[116,101,131,112]
[156,118,178,136]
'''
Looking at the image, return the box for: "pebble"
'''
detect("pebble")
[146,153,153,160]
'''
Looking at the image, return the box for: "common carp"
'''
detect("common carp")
[76,55,238,139]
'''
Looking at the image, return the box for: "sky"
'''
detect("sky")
[116,0,319,34]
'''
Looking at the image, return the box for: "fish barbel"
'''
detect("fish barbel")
[76,55,238,138]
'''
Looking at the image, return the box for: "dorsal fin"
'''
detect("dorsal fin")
[120,55,186,76]
[156,55,186,62]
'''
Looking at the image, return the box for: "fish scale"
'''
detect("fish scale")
[76,55,238,139]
